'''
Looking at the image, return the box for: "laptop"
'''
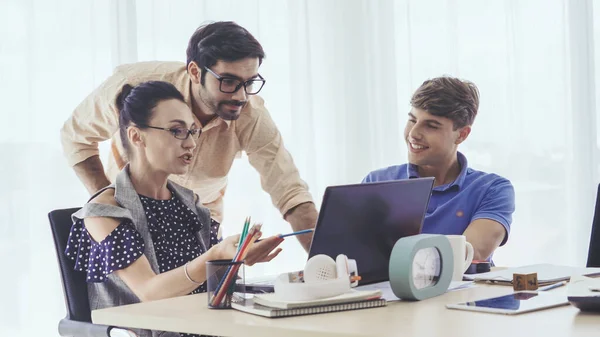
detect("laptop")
[308,177,434,285]
[244,177,434,292]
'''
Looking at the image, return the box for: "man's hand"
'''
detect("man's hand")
[73,155,111,195]
[284,202,319,252]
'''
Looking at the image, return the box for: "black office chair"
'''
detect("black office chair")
[587,185,600,267]
[49,208,135,337]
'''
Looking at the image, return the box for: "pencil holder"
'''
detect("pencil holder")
[206,259,245,309]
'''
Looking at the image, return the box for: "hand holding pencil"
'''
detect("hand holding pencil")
[214,223,284,266]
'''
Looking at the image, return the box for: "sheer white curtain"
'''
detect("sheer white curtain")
[1,0,598,336]
[133,0,599,271]
[0,1,115,336]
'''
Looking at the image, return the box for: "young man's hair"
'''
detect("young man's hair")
[186,21,266,85]
[410,76,480,129]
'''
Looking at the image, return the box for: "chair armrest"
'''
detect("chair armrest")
[58,318,136,337]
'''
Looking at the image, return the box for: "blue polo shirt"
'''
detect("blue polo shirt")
[362,152,515,246]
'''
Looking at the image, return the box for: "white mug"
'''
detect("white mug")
[446,235,474,281]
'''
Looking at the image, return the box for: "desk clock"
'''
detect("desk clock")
[389,234,454,300]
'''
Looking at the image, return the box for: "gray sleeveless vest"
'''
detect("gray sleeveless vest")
[72,166,213,337]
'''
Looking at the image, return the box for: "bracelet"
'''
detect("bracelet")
[184,261,202,285]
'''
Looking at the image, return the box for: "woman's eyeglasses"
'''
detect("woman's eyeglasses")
[140,125,202,140]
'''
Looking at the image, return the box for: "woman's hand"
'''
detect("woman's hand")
[213,231,284,266]
[214,235,242,261]
[244,234,284,266]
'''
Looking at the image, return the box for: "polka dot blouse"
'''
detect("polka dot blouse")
[65,192,221,294]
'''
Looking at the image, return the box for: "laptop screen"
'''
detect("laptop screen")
[307,177,434,285]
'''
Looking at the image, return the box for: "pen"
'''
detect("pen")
[233,228,316,246]
[278,228,314,238]
[255,228,314,243]
[537,281,568,292]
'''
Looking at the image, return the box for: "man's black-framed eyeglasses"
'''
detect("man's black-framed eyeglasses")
[140,125,202,140]
[204,67,266,95]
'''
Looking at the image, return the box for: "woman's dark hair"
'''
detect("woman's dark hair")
[116,81,185,153]
[186,21,265,85]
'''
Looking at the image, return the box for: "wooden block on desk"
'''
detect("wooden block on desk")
[513,273,538,291]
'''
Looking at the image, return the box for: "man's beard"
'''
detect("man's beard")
[214,100,247,121]
[198,87,247,121]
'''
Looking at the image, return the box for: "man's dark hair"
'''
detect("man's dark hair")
[410,76,480,129]
[186,21,265,85]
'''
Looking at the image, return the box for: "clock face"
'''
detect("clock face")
[411,247,442,290]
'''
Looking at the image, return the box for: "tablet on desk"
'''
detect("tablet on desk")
[446,291,569,315]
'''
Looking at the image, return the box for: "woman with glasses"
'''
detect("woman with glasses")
[65,81,284,337]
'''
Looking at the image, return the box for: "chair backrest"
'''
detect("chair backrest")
[587,185,600,267]
[49,207,91,322]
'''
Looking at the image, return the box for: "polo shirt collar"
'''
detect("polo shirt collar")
[406,152,469,191]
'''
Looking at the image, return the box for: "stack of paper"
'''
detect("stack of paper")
[356,281,474,302]
[463,264,600,285]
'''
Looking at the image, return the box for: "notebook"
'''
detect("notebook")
[463,264,600,286]
[231,297,387,318]
[252,289,383,309]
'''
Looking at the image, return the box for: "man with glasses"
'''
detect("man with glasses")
[61,21,318,251]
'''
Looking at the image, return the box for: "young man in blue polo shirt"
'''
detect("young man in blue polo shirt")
[362,76,515,261]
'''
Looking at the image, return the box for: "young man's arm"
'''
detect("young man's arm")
[463,219,507,261]
[463,178,516,260]
[239,97,317,252]
[60,70,127,194]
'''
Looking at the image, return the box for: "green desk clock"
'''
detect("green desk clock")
[389,234,454,301]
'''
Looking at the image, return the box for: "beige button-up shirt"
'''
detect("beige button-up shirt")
[61,61,313,222]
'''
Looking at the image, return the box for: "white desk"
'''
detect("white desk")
[92,284,599,337]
